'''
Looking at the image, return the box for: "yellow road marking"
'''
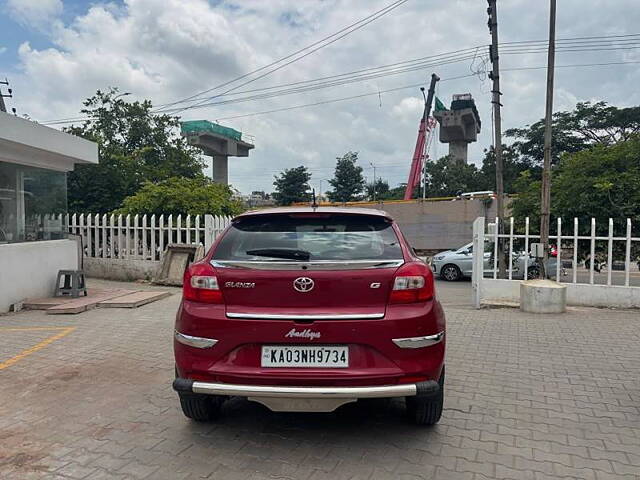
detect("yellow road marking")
[0,327,76,370]
[0,327,70,332]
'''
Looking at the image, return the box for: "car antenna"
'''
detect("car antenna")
[311,188,318,210]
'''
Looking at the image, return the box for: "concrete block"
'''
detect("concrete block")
[520,279,567,314]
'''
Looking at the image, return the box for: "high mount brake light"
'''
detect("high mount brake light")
[389,262,434,304]
[183,262,223,304]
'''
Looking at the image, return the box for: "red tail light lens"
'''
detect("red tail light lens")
[183,262,224,304]
[389,262,434,304]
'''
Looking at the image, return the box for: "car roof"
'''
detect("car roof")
[234,206,393,220]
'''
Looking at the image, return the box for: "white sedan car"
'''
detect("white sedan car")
[431,243,563,281]
[431,243,486,281]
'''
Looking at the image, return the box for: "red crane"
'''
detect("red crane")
[404,74,440,200]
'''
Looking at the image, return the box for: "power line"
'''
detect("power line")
[156,0,411,113]
[500,32,640,45]
[210,61,640,121]
[160,53,482,113]
[39,38,640,125]
[212,74,476,122]
[160,35,640,113]
[503,59,640,72]
[182,40,640,112]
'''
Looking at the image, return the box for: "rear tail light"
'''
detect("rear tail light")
[389,262,434,304]
[183,262,224,304]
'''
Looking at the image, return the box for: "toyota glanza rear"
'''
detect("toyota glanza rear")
[173,207,446,425]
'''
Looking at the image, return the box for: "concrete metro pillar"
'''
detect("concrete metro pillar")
[212,155,229,184]
[448,142,469,164]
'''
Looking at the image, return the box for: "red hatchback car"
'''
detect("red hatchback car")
[173,207,446,425]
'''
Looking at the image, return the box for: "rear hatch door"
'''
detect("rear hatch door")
[211,212,405,318]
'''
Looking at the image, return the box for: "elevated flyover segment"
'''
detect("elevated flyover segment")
[433,94,481,164]
[180,120,254,185]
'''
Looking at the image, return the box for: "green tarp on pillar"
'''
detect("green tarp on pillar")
[180,120,242,141]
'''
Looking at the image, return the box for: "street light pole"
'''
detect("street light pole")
[370,162,377,201]
[539,0,557,279]
[319,178,328,203]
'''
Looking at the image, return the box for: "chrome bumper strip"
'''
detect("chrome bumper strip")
[190,381,418,398]
[226,312,384,320]
[392,331,445,349]
[174,331,218,349]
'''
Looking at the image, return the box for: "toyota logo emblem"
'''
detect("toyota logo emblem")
[293,277,315,293]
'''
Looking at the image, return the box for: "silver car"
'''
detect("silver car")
[431,242,563,281]
[431,242,487,281]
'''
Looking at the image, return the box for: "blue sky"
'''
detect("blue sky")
[1,1,97,66]
[1,0,640,194]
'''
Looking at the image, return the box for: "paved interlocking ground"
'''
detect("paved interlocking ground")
[1,279,639,479]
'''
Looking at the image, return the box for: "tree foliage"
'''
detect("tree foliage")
[423,156,482,197]
[272,166,311,206]
[65,88,204,213]
[511,137,640,236]
[505,101,640,167]
[366,178,390,201]
[478,145,536,193]
[115,177,243,217]
[327,151,365,202]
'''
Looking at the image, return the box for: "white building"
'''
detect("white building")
[0,113,98,313]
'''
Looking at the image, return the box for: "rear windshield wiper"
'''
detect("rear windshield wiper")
[246,248,311,261]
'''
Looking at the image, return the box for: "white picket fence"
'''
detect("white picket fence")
[65,213,232,262]
[472,216,640,309]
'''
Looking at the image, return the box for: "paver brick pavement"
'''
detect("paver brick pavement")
[0,279,639,479]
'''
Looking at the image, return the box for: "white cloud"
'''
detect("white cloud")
[392,97,424,123]
[7,0,640,193]
[7,0,63,30]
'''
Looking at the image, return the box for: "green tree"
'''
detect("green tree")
[385,184,409,200]
[505,101,640,167]
[272,166,311,206]
[511,137,640,237]
[115,177,243,217]
[327,151,365,202]
[423,156,483,197]
[477,144,537,193]
[65,88,204,213]
[366,178,390,201]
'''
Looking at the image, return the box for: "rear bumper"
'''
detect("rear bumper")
[174,377,439,398]
[174,377,439,412]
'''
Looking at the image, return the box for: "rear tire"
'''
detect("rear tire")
[440,264,462,281]
[406,368,445,426]
[526,266,540,280]
[179,393,223,422]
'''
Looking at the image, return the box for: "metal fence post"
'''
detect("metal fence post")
[472,217,486,309]
[204,215,214,252]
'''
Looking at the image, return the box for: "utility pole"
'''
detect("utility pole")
[539,0,557,279]
[370,162,377,201]
[487,0,506,278]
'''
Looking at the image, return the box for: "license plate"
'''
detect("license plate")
[261,345,349,368]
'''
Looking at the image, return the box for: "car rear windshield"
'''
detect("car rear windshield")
[213,214,403,261]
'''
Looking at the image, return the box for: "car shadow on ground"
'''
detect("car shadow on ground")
[177,396,450,447]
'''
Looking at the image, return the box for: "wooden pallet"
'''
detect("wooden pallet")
[45,289,136,315]
[97,291,171,308]
[24,289,111,310]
